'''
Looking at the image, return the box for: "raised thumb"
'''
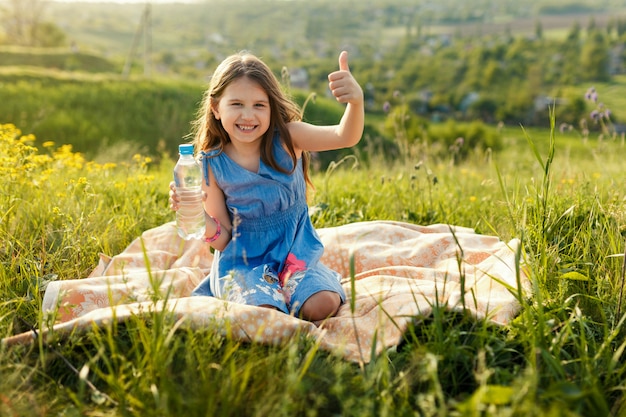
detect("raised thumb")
[338,51,350,72]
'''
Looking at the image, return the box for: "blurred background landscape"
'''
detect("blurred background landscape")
[2,0,626,166]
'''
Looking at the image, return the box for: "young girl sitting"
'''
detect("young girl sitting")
[170,50,364,322]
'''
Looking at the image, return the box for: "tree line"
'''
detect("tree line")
[359,17,624,128]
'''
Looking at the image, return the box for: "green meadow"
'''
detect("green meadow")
[1,95,625,415]
[1,0,626,411]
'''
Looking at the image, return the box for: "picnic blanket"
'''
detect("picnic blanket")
[3,220,528,363]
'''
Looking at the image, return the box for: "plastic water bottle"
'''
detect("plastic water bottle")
[173,143,206,240]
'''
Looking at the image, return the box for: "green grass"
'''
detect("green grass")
[0,67,361,165]
[0,46,118,73]
[0,70,204,161]
[1,114,625,416]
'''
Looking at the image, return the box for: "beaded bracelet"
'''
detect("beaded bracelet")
[204,216,221,243]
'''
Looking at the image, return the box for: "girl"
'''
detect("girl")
[170,50,364,322]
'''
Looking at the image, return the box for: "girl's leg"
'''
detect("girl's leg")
[299,290,341,321]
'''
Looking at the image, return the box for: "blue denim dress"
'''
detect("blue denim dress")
[191,133,345,316]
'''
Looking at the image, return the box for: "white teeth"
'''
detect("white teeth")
[238,125,255,131]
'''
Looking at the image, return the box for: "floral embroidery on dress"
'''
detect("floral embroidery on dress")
[257,265,285,303]
[262,265,279,284]
[279,253,307,304]
[222,272,247,304]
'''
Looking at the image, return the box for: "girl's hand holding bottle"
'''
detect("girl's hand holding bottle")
[169,181,180,211]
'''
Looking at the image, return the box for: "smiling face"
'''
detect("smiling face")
[211,76,271,149]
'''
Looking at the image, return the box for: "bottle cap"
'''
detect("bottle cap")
[179,144,194,155]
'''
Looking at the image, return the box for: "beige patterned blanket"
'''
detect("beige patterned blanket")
[3,220,528,364]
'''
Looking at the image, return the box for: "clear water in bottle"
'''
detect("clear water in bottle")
[173,144,206,240]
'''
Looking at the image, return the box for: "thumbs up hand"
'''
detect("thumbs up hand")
[328,51,363,105]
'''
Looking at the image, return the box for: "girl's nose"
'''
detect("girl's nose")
[241,106,254,120]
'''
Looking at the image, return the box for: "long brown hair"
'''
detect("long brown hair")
[192,51,311,185]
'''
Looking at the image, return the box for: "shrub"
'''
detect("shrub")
[426,119,502,162]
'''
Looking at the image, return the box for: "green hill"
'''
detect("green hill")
[0,46,118,73]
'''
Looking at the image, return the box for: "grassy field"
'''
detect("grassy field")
[2,1,626,414]
[0,66,355,167]
[1,64,625,168]
[1,110,625,415]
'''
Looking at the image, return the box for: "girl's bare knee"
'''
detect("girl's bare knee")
[299,291,341,321]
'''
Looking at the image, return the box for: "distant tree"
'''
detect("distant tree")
[587,16,597,34]
[554,92,586,126]
[1,0,65,47]
[581,31,610,82]
[481,59,504,89]
[559,22,583,84]
[618,18,626,37]
[467,96,498,123]
[504,24,513,42]
[535,19,543,39]
[2,0,44,45]
[566,21,582,42]
[497,80,534,124]
[462,45,500,90]
[504,38,534,79]
[35,22,66,47]
[606,17,615,38]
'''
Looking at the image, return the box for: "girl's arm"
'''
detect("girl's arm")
[289,51,364,153]
[201,163,232,251]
